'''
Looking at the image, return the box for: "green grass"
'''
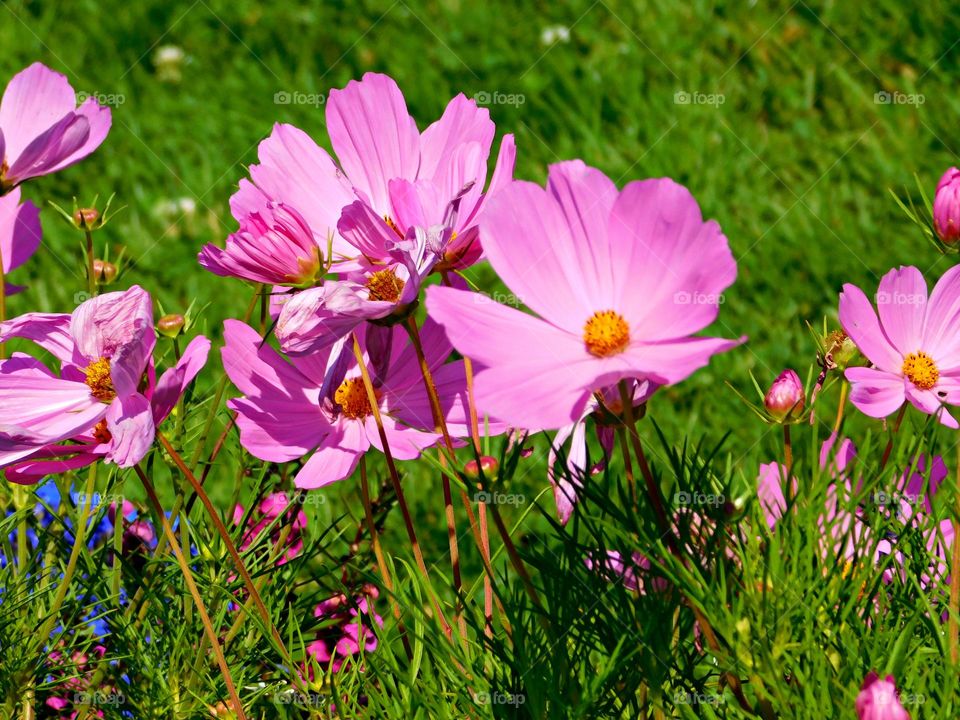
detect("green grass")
[2,1,960,717]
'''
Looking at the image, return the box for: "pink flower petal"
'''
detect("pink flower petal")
[875,265,927,355]
[0,187,41,273]
[295,422,367,488]
[923,264,960,369]
[104,393,154,467]
[845,366,906,419]
[0,63,78,162]
[152,335,210,423]
[418,94,493,184]
[326,73,420,212]
[0,312,74,363]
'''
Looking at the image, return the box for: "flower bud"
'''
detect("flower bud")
[824,329,859,370]
[157,313,185,338]
[73,207,99,228]
[92,259,117,284]
[764,369,804,420]
[933,167,960,244]
[855,673,909,720]
[464,456,499,480]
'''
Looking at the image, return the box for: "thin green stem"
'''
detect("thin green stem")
[84,229,96,298]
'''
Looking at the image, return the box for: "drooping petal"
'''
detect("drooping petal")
[875,266,927,355]
[326,73,420,212]
[0,187,41,274]
[839,283,903,372]
[103,393,154,467]
[70,285,155,365]
[152,336,211,423]
[338,200,400,261]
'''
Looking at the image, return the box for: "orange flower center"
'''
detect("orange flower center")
[365,268,405,303]
[92,419,112,444]
[84,357,116,402]
[583,310,630,358]
[902,351,939,390]
[334,377,378,419]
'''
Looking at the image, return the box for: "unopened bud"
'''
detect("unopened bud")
[824,329,859,370]
[764,369,804,421]
[934,167,960,244]
[157,313,185,338]
[73,207,99,228]
[92,259,117,284]
[464,456,499,479]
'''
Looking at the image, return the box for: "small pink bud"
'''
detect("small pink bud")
[157,313,185,338]
[764,369,804,420]
[73,207,99,228]
[933,167,960,244]
[92,259,117,284]
[855,672,910,720]
[464,456,499,479]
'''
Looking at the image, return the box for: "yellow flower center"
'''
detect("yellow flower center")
[583,310,630,358]
[334,377,379,419]
[902,351,939,390]
[365,268,405,303]
[84,357,116,403]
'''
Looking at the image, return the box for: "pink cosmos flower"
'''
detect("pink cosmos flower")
[840,265,960,428]
[0,286,209,480]
[0,186,41,295]
[198,202,322,286]
[233,492,307,566]
[221,319,476,489]
[229,72,514,272]
[426,160,742,431]
[584,549,670,595]
[305,584,383,676]
[855,672,910,720]
[0,63,111,190]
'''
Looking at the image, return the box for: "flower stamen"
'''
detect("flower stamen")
[902,351,939,390]
[84,357,116,403]
[583,310,630,358]
[334,377,379,420]
[365,268,405,303]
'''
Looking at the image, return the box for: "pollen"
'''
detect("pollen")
[583,310,630,358]
[84,357,116,402]
[902,351,939,390]
[365,268,405,303]
[334,377,378,420]
[92,419,112,444]
[383,215,404,238]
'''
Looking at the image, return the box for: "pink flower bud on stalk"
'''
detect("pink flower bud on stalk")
[72,207,99,229]
[157,313,185,339]
[92,259,117,284]
[933,167,960,245]
[464,456,499,480]
[855,673,910,720]
[764,369,804,421]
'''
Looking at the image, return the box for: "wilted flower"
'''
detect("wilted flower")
[855,672,910,720]
[763,369,804,420]
[933,167,960,244]
[0,286,209,480]
[0,62,111,190]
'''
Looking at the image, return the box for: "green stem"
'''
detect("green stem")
[85,229,96,298]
